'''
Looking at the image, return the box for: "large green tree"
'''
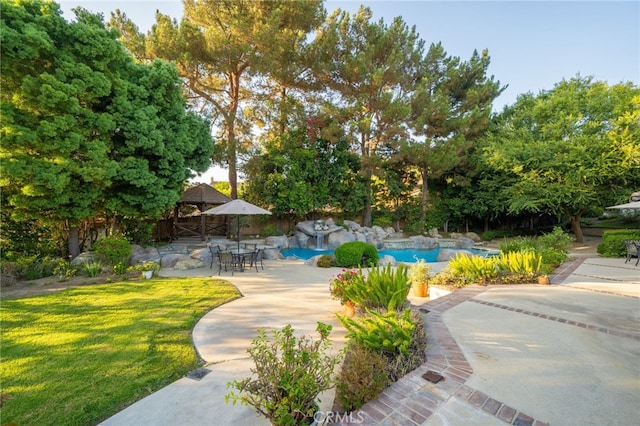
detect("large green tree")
[111,0,325,200]
[1,1,212,257]
[243,118,362,220]
[312,6,424,226]
[482,76,640,242]
[404,45,504,228]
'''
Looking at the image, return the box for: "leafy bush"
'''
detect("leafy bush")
[82,261,103,277]
[539,247,568,267]
[496,251,543,275]
[372,216,392,228]
[537,226,573,252]
[448,254,498,284]
[338,308,414,355]
[317,255,334,268]
[597,229,640,257]
[384,309,427,382]
[334,242,379,268]
[13,255,59,280]
[336,342,390,412]
[481,229,520,241]
[225,323,341,426]
[499,236,536,254]
[93,234,131,267]
[53,259,78,282]
[340,265,410,312]
[329,269,363,305]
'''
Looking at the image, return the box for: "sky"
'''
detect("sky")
[58,1,640,182]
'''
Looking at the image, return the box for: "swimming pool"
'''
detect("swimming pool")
[280,247,496,262]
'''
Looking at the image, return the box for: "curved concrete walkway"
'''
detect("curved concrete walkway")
[100,256,639,426]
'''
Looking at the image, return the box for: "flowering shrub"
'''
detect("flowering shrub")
[329,269,363,305]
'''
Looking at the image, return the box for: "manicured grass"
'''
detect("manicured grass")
[1,277,241,425]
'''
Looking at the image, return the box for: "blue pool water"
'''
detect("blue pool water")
[280,247,495,262]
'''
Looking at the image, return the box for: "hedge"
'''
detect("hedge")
[597,229,640,257]
[335,242,379,268]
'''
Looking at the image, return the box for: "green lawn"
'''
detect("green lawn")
[0,277,241,425]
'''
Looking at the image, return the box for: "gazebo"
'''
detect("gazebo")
[174,183,232,241]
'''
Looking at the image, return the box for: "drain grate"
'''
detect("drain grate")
[422,370,444,383]
[186,368,212,381]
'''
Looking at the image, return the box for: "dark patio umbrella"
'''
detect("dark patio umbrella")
[202,199,272,250]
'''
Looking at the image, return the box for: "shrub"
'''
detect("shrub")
[53,259,78,282]
[13,255,58,280]
[317,255,334,268]
[384,309,427,382]
[448,254,498,284]
[338,308,414,355]
[336,342,390,412]
[340,265,411,312]
[225,323,342,426]
[537,226,573,253]
[496,251,543,275]
[329,269,363,305]
[82,261,103,277]
[372,216,393,228]
[499,236,536,254]
[0,261,18,287]
[539,247,568,267]
[597,229,640,257]
[334,242,379,268]
[93,234,131,267]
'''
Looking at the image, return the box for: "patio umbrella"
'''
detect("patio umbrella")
[606,201,640,209]
[202,199,272,250]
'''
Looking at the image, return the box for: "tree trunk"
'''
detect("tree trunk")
[68,225,80,259]
[570,215,584,243]
[363,176,372,227]
[420,168,428,227]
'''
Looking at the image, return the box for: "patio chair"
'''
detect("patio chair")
[625,240,640,266]
[217,251,236,275]
[245,249,264,272]
[208,244,220,269]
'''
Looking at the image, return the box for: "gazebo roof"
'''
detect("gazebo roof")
[180,183,232,205]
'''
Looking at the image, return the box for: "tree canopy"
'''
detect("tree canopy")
[482,76,640,242]
[1,0,213,256]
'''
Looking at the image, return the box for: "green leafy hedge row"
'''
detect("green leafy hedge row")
[597,229,640,257]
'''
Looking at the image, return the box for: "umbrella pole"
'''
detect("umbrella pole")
[237,215,241,251]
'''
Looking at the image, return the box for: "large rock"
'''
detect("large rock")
[174,259,206,270]
[263,248,284,260]
[455,237,475,249]
[161,253,191,269]
[328,229,356,249]
[294,231,310,248]
[410,236,438,249]
[265,235,288,248]
[378,255,397,267]
[343,220,361,232]
[70,252,97,266]
[131,245,161,266]
[437,248,474,262]
[296,221,317,236]
[464,232,482,242]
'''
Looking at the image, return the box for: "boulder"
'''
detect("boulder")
[263,249,284,260]
[464,232,482,242]
[437,248,474,262]
[70,252,97,266]
[428,228,441,238]
[327,229,356,250]
[266,235,289,248]
[343,220,361,232]
[294,231,310,248]
[161,253,191,269]
[410,236,438,249]
[174,259,205,270]
[455,237,475,249]
[378,255,397,267]
[296,220,316,236]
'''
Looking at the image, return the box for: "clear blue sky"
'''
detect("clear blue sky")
[58,0,639,181]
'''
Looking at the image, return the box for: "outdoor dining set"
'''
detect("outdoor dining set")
[208,244,265,275]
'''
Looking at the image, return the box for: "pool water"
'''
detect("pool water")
[280,247,495,262]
